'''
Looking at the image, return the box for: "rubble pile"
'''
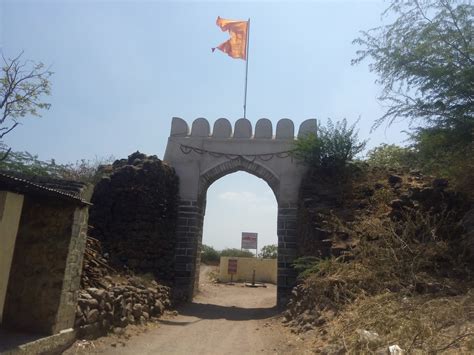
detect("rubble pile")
[89,152,179,282]
[77,236,172,338]
[75,278,171,338]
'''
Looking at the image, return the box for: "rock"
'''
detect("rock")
[388,175,402,186]
[79,298,99,309]
[357,329,382,348]
[89,288,106,300]
[132,303,143,318]
[432,178,448,189]
[113,327,125,335]
[154,300,164,314]
[390,199,404,209]
[388,345,403,355]
[87,309,100,323]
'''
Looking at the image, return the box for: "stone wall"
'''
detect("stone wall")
[89,152,179,282]
[3,195,88,334]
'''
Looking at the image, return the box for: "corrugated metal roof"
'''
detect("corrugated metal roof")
[0,171,91,206]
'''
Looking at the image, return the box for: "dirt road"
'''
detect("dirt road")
[67,265,307,354]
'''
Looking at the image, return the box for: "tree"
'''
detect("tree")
[220,248,254,258]
[366,143,417,169]
[1,51,53,159]
[201,244,220,264]
[293,118,367,170]
[352,0,473,131]
[259,244,277,259]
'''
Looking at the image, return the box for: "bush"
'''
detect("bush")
[220,248,255,258]
[410,125,474,196]
[293,118,367,172]
[259,244,277,259]
[201,244,220,264]
[366,143,417,169]
[0,143,113,184]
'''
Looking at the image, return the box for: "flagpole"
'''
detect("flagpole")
[243,18,250,119]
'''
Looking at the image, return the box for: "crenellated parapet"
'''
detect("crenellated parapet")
[164,116,311,305]
[170,117,316,139]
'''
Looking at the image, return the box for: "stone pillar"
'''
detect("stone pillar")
[53,206,89,332]
[0,191,24,324]
[174,199,204,301]
[277,201,299,307]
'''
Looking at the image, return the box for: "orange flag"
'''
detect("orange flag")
[212,16,248,60]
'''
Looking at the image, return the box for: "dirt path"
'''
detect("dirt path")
[66,265,309,354]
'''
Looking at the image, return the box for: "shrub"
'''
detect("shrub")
[293,118,367,172]
[259,244,277,259]
[220,248,254,258]
[366,143,417,169]
[201,244,220,264]
[0,143,113,184]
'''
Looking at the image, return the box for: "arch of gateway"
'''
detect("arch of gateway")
[164,117,315,305]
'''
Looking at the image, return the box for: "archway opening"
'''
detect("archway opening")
[199,171,278,307]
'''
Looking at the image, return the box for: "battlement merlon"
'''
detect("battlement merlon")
[168,117,317,140]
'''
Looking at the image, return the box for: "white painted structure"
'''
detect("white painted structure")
[0,191,24,324]
[164,117,315,305]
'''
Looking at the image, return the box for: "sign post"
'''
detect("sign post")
[241,232,258,257]
[227,258,238,284]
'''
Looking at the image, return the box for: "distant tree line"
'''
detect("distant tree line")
[201,244,278,264]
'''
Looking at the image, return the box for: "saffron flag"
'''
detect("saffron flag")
[212,16,248,60]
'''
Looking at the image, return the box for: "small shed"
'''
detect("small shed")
[0,172,90,337]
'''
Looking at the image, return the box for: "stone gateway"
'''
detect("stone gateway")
[164,117,315,305]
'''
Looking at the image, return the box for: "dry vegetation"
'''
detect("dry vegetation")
[286,167,474,354]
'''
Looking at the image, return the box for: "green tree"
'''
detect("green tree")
[0,51,53,159]
[259,244,277,259]
[293,118,367,170]
[353,0,473,131]
[201,244,220,264]
[366,143,417,169]
[220,248,254,258]
[0,143,113,184]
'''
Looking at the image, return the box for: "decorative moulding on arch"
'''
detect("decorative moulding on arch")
[170,117,189,136]
[254,118,272,139]
[275,119,294,139]
[198,157,280,200]
[298,119,317,138]
[233,118,252,138]
[191,118,211,137]
[213,118,232,138]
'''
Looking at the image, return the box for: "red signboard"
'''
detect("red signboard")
[228,259,238,274]
[241,232,258,249]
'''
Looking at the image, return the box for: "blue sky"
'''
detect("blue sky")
[1,0,409,251]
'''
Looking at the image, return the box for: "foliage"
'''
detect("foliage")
[366,143,417,169]
[201,244,220,264]
[220,248,255,258]
[292,208,473,352]
[258,244,277,259]
[353,0,474,131]
[293,118,367,171]
[0,51,53,158]
[411,123,474,195]
[0,143,113,184]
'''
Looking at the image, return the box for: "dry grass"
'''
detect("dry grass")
[295,208,474,353]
